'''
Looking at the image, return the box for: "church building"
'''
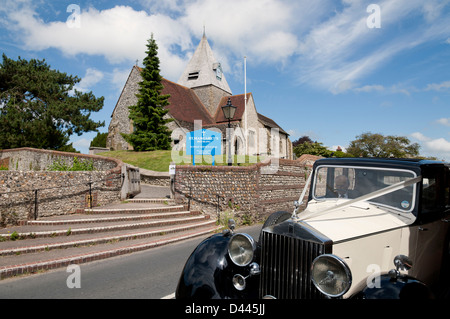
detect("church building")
[107,34,293,160]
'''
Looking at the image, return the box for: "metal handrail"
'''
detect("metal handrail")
[0,174,124,220]
[173,179,226,220]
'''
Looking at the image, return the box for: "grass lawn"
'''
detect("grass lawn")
[99,150,262,172]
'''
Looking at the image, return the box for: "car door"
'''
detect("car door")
[410,165,450,286]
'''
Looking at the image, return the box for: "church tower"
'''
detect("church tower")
[177,33,232,116]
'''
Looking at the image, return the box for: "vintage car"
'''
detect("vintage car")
[176,158,450,299]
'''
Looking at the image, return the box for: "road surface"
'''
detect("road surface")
[0,224,262,299]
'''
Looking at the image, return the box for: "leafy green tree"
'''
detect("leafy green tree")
[121,35,172,151]
[293,141,333,158]
[347,132,420,158]
[293,136,353,158]
[90,132,108,148]
[292,136,313,147]
[0,54,104,150]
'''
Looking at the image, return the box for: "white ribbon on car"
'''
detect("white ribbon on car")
[292,170,314,218]
[298,175,422,221]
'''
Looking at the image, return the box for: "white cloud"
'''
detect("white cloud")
[411,132,450,160]
[3,0,450,92]
[296,0,450,92]
[2,0,305,81]
[5,4,191,80]
[437,118,450,126]
[75,68,104,92]
[353,84,385,93]
[352,83,412,95]
[425,81,450,92]
[72,138,92,154]
[110,67,132,90]
[180,0,303,66]
[426,138,450,153]
[411,132,429,142]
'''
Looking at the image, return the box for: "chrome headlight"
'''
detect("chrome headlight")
[227,233,256,266]
[311,254,352,298]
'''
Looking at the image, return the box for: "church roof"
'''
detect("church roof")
[214,94,288,135]
[214,93,252,123]
[161,78,214,125]
[257,113,288,135]
[177,34,232,94]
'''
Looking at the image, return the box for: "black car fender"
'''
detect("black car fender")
[175,231,259,299]
[350,273,434,299]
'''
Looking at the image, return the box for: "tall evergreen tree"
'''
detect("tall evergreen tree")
[122,35,172,151]
[0,54,104,150]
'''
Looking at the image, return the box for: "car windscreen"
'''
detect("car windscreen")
[312,166,417,212]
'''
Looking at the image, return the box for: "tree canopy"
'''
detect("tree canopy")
[347,132,420,158]
[293,140,333,158]
[90,132,108,148]
[121,35,172,151]
[292,136,352,158]
[292,132,421,159]
[0,54,104,151]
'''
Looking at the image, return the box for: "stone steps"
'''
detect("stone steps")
[0,198,219,280]
[0,213,205,239]
[25,210,201,226]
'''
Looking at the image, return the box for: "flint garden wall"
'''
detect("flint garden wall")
[173,158,314,225]
[0,148,140,226]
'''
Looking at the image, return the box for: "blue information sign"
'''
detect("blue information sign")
[186,129,222,165]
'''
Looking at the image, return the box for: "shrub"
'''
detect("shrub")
[47,157,94,171]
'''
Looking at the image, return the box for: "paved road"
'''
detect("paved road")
[0,224,262,299]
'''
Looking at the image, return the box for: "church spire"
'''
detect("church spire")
[177,34,232,95]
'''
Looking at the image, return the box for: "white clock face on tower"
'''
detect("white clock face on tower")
[215,64,222,80]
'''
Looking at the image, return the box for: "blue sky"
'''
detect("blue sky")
[1,0,449,160]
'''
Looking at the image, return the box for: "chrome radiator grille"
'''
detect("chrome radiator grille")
[259,230,329,299]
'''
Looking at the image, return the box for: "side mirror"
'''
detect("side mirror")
[389,255,413,279]
[394,255,413,271]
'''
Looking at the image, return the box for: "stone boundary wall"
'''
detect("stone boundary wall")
[0,148,135,226]
[0,147,118,172]
[173,158,313,224]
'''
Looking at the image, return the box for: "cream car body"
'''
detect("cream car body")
[289,160,449,298]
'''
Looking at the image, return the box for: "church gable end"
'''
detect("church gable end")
[107,66,141,151]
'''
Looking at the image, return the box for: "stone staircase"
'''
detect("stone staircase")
[0,197,219,280]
